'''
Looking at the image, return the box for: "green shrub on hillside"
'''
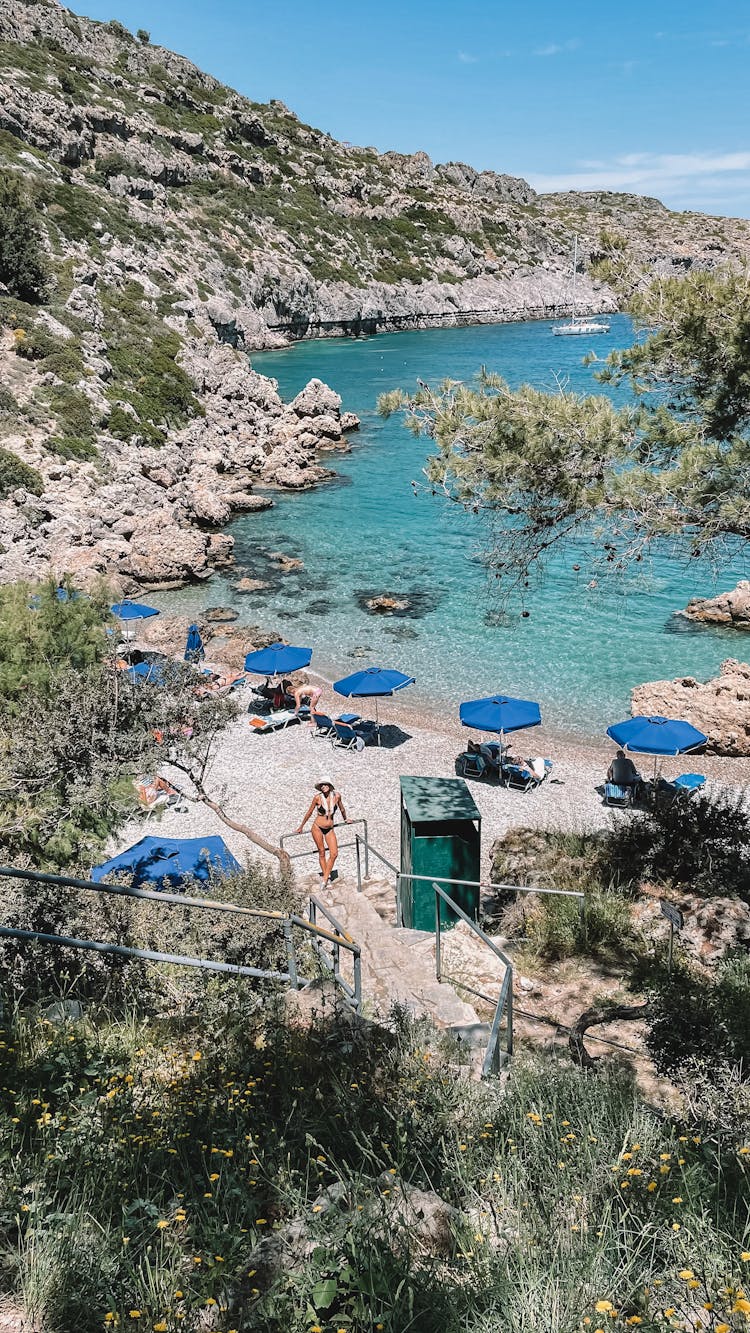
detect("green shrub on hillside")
[46,435,98,461]
[93,151,134,181]
[14,325,85,382]
[603,789,750,896]
[102,281,201,438]
[0,172,48,303]
[41,383,95,442]
[0,446,43,498]
[0,385,19,416]
[643,952,750,1076]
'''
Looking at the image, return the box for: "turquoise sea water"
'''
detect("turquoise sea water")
[157,315,747,738]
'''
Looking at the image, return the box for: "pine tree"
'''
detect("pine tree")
[0,172,48,303]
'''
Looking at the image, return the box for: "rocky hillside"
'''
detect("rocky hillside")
[2,0,750,592]
[3,0,750,345]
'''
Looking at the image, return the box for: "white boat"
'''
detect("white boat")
[552,236,610,336]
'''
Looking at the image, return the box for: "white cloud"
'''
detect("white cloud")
[457,50,479,63]
[528,149,750,213]
[533,38,580,56]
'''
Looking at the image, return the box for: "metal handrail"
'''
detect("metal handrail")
[308,895,362,1009]
[430,879,513,1072]
[280,819,370,880]
[0,925,296,982]
[0,864,362,1008]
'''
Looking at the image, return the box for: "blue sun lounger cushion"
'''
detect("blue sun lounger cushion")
[604,782,632,806]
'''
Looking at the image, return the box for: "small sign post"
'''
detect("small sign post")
[660,900,684,974]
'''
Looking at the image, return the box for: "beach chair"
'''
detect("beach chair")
[457,751,487,779]
[248,709,300,734]
[604,782,633,807]
[657,772,707,804]
[312,712,335,738]
[502,758,551,792]
[332,721,364,751]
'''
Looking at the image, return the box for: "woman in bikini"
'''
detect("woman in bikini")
[296,779,348,887]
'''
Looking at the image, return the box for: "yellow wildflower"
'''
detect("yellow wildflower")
[716,1325,731,1333]
[153,1324,167,1332]
[732,1298,750,1314]
[678,1269,695,1280]
[156,1220,169,1229]
[742,1253,750,1262]
[595,1302,614,1314]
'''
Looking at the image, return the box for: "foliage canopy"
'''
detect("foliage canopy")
[379,270,750,592]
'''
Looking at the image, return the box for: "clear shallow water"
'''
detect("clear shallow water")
[156,315,747,738]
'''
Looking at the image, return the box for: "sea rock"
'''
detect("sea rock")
[203,605,239,623]
[632,659,750,757]
[122,519,221,587]
[267,551,304,571]
[234,576,270,593]
[364,594,412,615]
[684,580,750,629]
[341,410,360,432]
[288,378,341,418]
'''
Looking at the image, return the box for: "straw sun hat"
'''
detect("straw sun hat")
[314,778,335,791]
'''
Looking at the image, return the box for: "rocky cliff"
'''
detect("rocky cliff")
[632,660,750,757]
[2,0,750,590]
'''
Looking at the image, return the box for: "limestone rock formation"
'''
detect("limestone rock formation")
[632,659,750,756]
[684,580,750,629]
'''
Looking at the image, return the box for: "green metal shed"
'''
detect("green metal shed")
[399,776,481,931]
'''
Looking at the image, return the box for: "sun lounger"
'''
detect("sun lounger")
[458,751,487,779]
[604,782,634,806]
[502,758,552,791]
[656,772,707,804]
[312,712,335,738]
[332,721,363,751]
[248,709,300,733]
[330,719,378,750]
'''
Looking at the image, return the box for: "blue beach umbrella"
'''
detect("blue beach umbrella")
[459,694,542,737]
[243,642,312,676]
[111,599,160,623]
[606,714,707,781]
[606,715,707,756]
[123,660,168,686]
[333,666,415,725]
[184,623,205,664]
[92,835,241,890]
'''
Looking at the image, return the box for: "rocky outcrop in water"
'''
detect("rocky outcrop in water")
[684,581,750,630]
[632,659,750,757]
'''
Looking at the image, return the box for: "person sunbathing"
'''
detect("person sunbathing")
[607,750,641,793]
[135,775,179,809]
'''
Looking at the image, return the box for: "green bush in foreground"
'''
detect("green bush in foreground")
[0,994,747,1333]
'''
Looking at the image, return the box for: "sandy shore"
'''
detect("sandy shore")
[117,676,750,882]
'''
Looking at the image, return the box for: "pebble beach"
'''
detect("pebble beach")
[117,675,750,880]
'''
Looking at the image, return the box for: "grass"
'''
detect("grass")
[0,986,747,1333]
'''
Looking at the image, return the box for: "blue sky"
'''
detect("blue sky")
[78,0,750,217]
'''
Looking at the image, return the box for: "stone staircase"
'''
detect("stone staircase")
[302,867,505,1066]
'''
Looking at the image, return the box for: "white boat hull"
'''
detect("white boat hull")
[552,321,610,336]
